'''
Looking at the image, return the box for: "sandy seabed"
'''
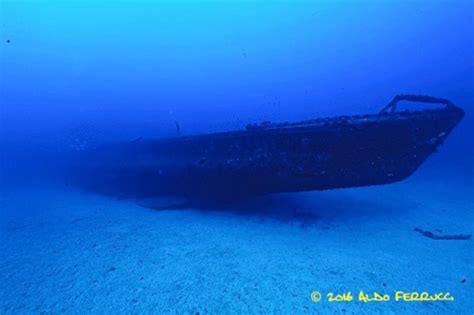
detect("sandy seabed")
[1,173,472,314]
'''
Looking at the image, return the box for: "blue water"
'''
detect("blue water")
[1,0,473,313]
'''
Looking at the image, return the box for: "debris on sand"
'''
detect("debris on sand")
[414,228,471,240]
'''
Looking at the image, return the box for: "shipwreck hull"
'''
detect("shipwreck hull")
[75,95,464,198]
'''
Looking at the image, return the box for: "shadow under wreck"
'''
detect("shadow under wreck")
[71,95,464,199]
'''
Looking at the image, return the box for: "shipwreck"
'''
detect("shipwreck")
[72,95,464,199]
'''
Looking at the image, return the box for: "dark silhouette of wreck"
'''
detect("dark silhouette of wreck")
[73,95,464,199]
